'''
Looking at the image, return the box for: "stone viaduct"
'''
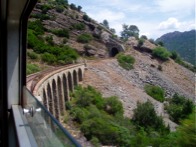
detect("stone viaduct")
[27,63,86,120]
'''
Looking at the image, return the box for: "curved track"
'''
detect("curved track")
[26,64,77,92]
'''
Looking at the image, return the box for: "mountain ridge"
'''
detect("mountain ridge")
[156,30,195,65]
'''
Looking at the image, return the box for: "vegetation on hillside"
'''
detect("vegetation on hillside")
[66,86,169,146]
[156,30,195,65]
[27,20,79,65]
[144,84,165,102]
[26,63,40,75]
[121,24,139,40]
[152,46,171,61]
[117,53,135,70]
[77,33,93,43]
[65,85,195,146]
[164,93,194,123]
[175,112,196,146]
[132,101,168,133]
[170,51,196,72]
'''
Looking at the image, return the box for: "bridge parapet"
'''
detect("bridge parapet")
[27,63,86,120]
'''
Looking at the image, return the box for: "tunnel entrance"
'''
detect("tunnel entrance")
[110,47,119,57]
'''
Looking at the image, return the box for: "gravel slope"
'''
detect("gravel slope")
[82,52,194,131]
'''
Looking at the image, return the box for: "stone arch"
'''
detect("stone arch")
[78,68,83,82]
[73,70,78,86]
[63,74,69,102]
[47,83,54,115]
[43,88,48,109]
[68,72,73,92]
[52,79,60,120]
[57,76,65,114]
[110,47,119,57]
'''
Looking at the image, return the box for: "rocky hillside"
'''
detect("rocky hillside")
[27,1,195,146]
[156,30,196,65]
[29,0,123,59]
[28,0,195,121]
[83,43,194,122]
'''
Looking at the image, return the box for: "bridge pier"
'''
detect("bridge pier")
[30,64,85,121]
[57,76,65,115]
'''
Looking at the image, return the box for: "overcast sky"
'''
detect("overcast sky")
[68,0,195,39]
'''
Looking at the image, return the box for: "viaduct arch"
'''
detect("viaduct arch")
[27,64,85,120]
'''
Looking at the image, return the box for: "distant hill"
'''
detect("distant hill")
[156,30,195,65]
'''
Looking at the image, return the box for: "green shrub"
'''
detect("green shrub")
[27,29,37,48]
[165,93,194,123]
[73,23,85,30]
[81,117,132,146]
[157,41,164,46]
[70,107,89,124]
[70,3,77,10]
[68,85,174,146]
[73,86,104,109]
[83,14,91,22]
[28,29,57,54]
[144,84,165,102]
[137,38,144,48]
[53,29,69,38]
[55,5,64,13]
[55,0,68,6]
[152,47,171,61]
[45,35,54,46]
[77,33,92,43]
[90,137,100,147]
[170,51,179,60]
[40,4,52,13]
[176,112,196,146]
[77,6,82,12]
[140,35,148,40]
[104,96,124,115]
[41,53,57,64]
[28,20,44,35]
[56,46,79,64]
[117,53,135,70]
[27,51,39,60]
[31,13,51,20]
[132,101,166,131]
[26,63,40,75]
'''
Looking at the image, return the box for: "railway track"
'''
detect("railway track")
[26,65,71,91]
[26,63,86,92]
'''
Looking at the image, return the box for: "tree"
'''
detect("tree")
[140,35,148,40]
[121,24,139,40]
[70,3,77,10]
[83,14,91,22]
[55,0,68,6]
[77,5,82,12]
[149,38,155,44]
[170,51,179,60]
[157,41,164,46]
[102,19,109,29]
[110,28,116,34]
[132,101,165,131]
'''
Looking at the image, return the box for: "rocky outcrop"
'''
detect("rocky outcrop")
[126,37,156,53]
[31,3,125,58]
